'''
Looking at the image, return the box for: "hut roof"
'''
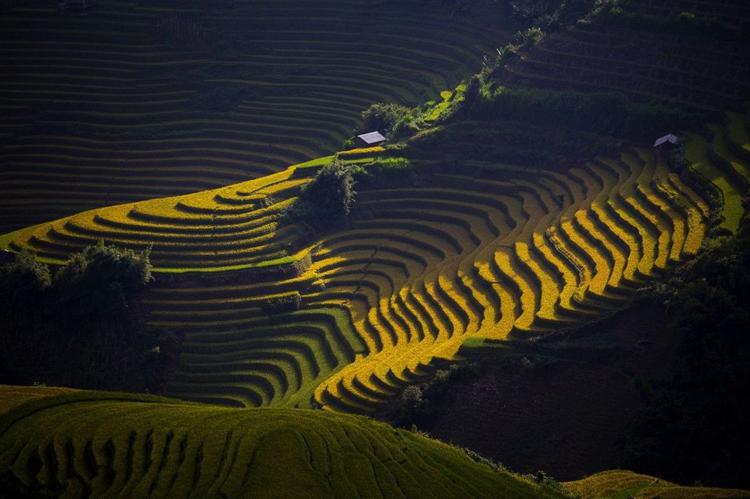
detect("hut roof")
[357,131,386,145]
[654,133,680,147]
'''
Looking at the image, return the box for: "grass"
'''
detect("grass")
[0,385,77,414]
[564,470,749,498]
[0,387,564,498]
[685,132,745,233]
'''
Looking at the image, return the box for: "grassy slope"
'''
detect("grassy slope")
[564,470,749,498]
[0,385,77,414]
[0,387,563,499]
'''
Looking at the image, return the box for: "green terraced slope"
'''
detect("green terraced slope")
[564,470,749,499]
[0,388,564,499]
[0,0,510,233]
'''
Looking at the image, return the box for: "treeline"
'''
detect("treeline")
[625,216,750,488]
[0,243,177,392]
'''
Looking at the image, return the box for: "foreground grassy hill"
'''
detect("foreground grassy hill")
[1,386,746,498]
[0,0,510,233]
[0,386,563,499]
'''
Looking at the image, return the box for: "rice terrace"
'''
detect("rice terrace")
[0,1,749,498]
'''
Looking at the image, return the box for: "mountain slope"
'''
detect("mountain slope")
[0,386,563,499]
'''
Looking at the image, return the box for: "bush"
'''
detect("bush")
[350,156,414,187]
[0,250,50,309]
[53,242,152,319]
[360,103,410,137]
[287,159,356,232]
[0,244,169,393]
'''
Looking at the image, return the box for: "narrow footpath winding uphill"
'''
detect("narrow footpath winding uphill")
[4,116,746,411]
[0,0,509,233]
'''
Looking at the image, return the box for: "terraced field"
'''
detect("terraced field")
[686,113,750,232]
[307,145,712,412]
[0,388,563,499]
[5,116,741,412]
[0,0,509,232]
[0,155,328,270]
[499,0,750,112]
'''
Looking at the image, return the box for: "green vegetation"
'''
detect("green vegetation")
[359,102,412,138]
[565,470,749,498]
[625,220,750,488]
[0,388,566,499]
[0,243,172,392]
[0,0,749,494]
[286,159,356,233]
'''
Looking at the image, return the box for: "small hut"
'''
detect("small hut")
[654,133,679,148]
[357,131,386,147]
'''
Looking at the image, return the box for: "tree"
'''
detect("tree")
[0,243,165,392]
[361,103,410,137]
[0,250,50,309]
[289,159,356,232]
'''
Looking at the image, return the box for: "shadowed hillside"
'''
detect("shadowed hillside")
[0,0,512,233]
[1,0,749,496]
[0,387,565,499]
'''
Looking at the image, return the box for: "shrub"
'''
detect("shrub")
[53,242,153,318]
[0,250,50,309]
[382,363,481,427]
[0,244,168,393]
[360,103,410,137]
[287,159,356,232]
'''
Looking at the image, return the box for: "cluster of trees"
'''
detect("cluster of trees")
[0,243,176,392]
[625,218,750,488]
[356,102,433,142]
[286,159,356,233]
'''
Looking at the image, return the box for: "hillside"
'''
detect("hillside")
[1,386,746,498]
[0,386,563,499]
[1,0,749,495]
[4,104,747,413]
[0,0,511,233]
[565,470,749,499]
